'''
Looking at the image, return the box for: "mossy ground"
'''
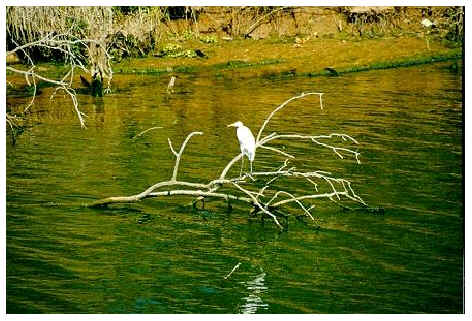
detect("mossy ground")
[112,35,461,78]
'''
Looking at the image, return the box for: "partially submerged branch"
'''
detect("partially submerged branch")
[88,93,366,230]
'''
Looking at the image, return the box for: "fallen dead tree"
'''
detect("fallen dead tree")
[88,92,367,230]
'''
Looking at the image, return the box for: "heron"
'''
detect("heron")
[227,121,256,176]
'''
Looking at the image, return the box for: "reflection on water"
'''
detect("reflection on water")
[6,62,463,313]
[240,272,269,314]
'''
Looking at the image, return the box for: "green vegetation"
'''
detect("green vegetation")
[114,58,286,75]
[338,51,462,73]
[199,35,218,44]
[112,49,461,81]
[296,50,463,79]
[156,43,198,58]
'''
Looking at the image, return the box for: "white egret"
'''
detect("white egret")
[421,18,434,28]
[227,121,256,176]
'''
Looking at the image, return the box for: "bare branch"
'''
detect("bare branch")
[132,126,163,140]
[7,66,67,86]
[259,133,361,163]
[231,181,283,230]
[256,92,324,143]
[24,68,37,113]
[272,192,342,207]
[168,138,178,156]
[51,86,86,128]
[88,186,253,208]
[88,93,367,231]
[224,262,242,280]
[319,93,324,110]
[255,185,270,202]
[258,145,295,159]
[219,153,243,180]
[170,132,203,181]
[311,134,361,164]
[305,177,319,191]
[266,190,315,221]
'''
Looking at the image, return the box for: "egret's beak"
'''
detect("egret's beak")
[227,122,237,128]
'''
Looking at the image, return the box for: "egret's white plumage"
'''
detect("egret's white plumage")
[227,121,256,176]
[421,18,434,28]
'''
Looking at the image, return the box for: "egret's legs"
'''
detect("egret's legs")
[240,156,244,177]
[250,160,253,174]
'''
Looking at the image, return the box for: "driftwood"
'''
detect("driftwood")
[88,92,366,230]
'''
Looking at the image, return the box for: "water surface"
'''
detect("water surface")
[6,62,463,313]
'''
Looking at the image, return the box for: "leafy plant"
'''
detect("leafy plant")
[199,35,218,44]
[157,43,198,58]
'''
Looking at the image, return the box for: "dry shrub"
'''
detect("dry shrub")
[7,7,113,86]
[6,6,113,52]
[340,6,464,41]
[109,7,167,59]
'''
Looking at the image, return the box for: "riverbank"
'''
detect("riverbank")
[6,35,462,111]
[6,6,463,95]
[112,35,462,79]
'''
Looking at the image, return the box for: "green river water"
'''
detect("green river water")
[6,62,463,313]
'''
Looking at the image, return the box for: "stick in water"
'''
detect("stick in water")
[224,262,242,280]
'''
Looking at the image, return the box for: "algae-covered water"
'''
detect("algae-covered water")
[6,62,463,313]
